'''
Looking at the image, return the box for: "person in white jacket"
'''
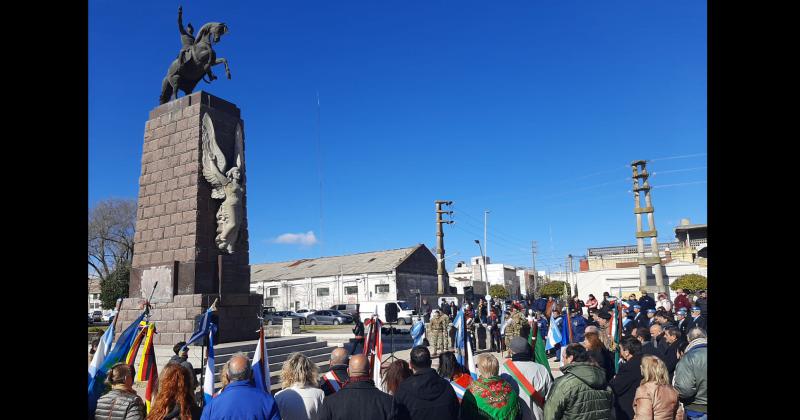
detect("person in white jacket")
[499,337,553,420]
[657,292,673,313]
[275,353,325,420]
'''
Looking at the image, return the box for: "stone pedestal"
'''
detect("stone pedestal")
[117,91,260,344]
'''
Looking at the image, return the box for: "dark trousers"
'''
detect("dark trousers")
[491,331,503,352]
[349,338,364,355]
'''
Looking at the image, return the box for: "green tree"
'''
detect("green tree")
[489,284,509,299]
[538,281,571,298]
[100,262,131,309]
[669,274,707,292]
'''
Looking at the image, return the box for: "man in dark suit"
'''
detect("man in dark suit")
[636,327,665,361]
[686,306,707,333]
[675,308,689,336]
[621,308,636,338]
[638,292,656,311]
[630,305,644,329]
[662,327,684,382]
[648,324,669,358]
[440,298,451,317]
[644,308,658,328]
[610,337,644,420]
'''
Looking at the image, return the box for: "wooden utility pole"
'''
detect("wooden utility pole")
[435,201,454,294]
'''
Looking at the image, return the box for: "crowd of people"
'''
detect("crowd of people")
[90,289,707,420]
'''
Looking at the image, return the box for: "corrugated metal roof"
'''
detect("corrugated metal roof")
[250,245,425,282]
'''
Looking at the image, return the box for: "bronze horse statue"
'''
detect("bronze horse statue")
[160,22,231,104]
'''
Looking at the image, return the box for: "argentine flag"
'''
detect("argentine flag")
[88,302,119,380]
[410,317,425,347]
[186,306,214,347]
[203,323,217,405]
[252,326,271,393]
[465,330,478,380]
[500,301,508,335]
[453,308,465,365]
[89,311,146,417]
[545,312,562,350]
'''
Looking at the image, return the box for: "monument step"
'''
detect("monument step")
[212,337,324,361]
[214,344,336,368]
[212,336,318,355]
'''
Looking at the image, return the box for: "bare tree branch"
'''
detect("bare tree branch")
[88,198,137,282]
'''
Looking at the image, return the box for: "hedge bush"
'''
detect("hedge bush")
[538,281,571,298]
[489,284,509,299]
[669,274,707,292]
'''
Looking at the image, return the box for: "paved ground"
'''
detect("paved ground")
[303,324,564,378]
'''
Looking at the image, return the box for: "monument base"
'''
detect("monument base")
[115,293,262,345]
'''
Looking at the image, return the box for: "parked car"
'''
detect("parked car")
[329,304,360,318]
[262,307,283,325]
[276,311,307,325]
[306,310,353,325]
[358,300,416,325]
[101,310,116,322]
[91,310,103,322]
[88,314,93,325]
[294,309,315,318]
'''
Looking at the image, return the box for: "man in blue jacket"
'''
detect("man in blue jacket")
[569,307,587,344]
[638,292,656,312]
[200,352,281,420]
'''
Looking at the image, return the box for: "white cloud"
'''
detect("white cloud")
[273,231,318,246]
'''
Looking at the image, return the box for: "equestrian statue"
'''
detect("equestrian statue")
[160,6,231,104]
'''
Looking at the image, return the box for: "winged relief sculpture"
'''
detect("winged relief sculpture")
[201,113,244,254]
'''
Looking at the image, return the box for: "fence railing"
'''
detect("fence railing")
[588,242,681,257]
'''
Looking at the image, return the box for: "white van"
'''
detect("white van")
[358,300,416,325]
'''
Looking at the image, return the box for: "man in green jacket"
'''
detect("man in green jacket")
[674,328,707,420]
[543,343,613,420]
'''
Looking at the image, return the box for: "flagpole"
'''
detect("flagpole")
[110,298,123,332]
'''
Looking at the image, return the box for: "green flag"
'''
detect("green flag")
[531,322,553,380]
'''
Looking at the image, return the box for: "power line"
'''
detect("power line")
[649,153,707,162]
[652,166,706,176]
[454,205,531,247]
[651,180,707,189]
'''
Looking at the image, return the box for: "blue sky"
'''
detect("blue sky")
[89,0,707,273]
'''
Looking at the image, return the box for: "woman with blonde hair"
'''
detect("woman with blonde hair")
[213,360,230,397]
[461,353,520,420]
[274,352,325,420]
[633,355,681,420]
[147,363,201,420]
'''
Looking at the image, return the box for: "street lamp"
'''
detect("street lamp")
[474,240,490,300]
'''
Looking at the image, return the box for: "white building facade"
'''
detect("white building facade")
[251,245,439,312]
[88,277,102,312]
[447,257,522,298]
[564,260,707,302]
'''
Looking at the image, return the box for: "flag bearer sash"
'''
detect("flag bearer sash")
[502,359,545,408]
[450,373,472,403]
[323,370,343,393]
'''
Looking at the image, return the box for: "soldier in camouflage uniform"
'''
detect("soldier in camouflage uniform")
[504,305,526,357]
[438,310,451,353]
[428,310,443,356]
